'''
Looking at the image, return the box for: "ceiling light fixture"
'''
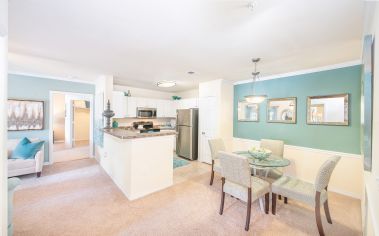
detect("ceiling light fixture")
[157,80,176,88]
[247,1,255,11]
[244,58,267,104]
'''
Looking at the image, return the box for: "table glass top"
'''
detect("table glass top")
[234,151,290,168]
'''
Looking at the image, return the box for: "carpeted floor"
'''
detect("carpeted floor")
[13,158,362,236]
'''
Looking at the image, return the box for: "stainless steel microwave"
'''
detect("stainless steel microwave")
[136,107,157,118]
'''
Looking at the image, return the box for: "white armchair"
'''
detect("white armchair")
[7,139,45,178]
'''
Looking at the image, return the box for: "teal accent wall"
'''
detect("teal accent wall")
[8,74,96,162]
[234,65,362,154]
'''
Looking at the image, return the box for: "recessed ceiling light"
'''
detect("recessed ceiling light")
[157,80,176,88]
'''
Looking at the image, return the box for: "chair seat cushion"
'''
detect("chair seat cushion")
[272,176,328,206]
[8,158,36,170]
[213,159,222,173]
[224,176,270,202]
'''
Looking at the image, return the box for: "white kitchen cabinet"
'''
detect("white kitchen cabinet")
[146,99,157,108]
[165,100,177,117]
[157,99,176,118]
[156,99,165,118]
[112,91,127,118]
[176,98,198,109]
[136,97,147,108]
[127,97,137,117]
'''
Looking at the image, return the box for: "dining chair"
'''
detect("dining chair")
[271,156,341,236]
[218,151,270,231]
[208,138,226,185]
[260,139,286,202]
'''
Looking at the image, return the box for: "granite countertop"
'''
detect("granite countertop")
[103,128,177,139]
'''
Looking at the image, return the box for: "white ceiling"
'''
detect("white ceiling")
[9,0,364,92]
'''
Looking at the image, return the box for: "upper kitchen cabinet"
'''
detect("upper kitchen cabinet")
[157,99,177,118]
[112,91,127,118]
[127,97,137,117]
[176,98,198,109]
[136,97,157,108]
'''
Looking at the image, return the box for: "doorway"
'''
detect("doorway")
[50,91,94,163]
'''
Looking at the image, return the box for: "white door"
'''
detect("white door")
[198,96,217,164]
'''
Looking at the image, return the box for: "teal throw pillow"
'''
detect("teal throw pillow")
[11,138,44,160]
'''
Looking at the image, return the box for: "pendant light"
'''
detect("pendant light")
[244,58,266,103]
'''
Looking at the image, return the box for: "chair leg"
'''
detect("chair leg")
[245,188,252,231]
[219,178,225,215]
[264,193,269,214]
[324,200,332,224]
[210,170,214,185]
[278,195,282,200]
[315,191,325,236]
[37,172,41,177]
[272,193,277,215]
[284,197,288,204]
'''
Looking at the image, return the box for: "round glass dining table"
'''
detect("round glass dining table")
[233,151,291,177]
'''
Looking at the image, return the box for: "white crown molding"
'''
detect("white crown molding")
[234,60,362,85]
[8,71,97,85]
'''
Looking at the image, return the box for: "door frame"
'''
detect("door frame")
[49,91,94,164]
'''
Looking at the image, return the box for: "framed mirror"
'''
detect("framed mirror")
[307,94,349,126]
[267,97,297,123]
[238,101,259,122]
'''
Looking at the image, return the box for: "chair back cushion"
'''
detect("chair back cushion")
[218,151,251,188]
[208,139,226,160]
[11,137,45,159]
[260,139,284,157]
[314,156,341,192]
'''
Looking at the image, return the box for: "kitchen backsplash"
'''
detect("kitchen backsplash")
[113,117,176,128]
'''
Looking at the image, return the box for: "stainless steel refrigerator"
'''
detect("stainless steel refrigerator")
[176,108,198,160]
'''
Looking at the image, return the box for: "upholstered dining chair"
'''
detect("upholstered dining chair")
[260,139,284,179]
[260,139,287,202]
[208,139,226,185]
[271,156,341,236]
[218,151,270,231]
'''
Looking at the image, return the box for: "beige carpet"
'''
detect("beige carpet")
[13,159,362,236]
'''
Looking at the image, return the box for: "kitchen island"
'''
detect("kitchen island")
[101,128,176,200]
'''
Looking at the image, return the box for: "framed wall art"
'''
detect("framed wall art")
[8,99,44,131]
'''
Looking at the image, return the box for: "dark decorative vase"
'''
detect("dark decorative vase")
[102,100,115,129]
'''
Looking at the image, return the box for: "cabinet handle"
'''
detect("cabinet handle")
[202,132,205,135]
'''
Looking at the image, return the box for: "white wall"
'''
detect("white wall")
[363,2,379,236]
[94,75,114,160]
[0,0,7,234]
